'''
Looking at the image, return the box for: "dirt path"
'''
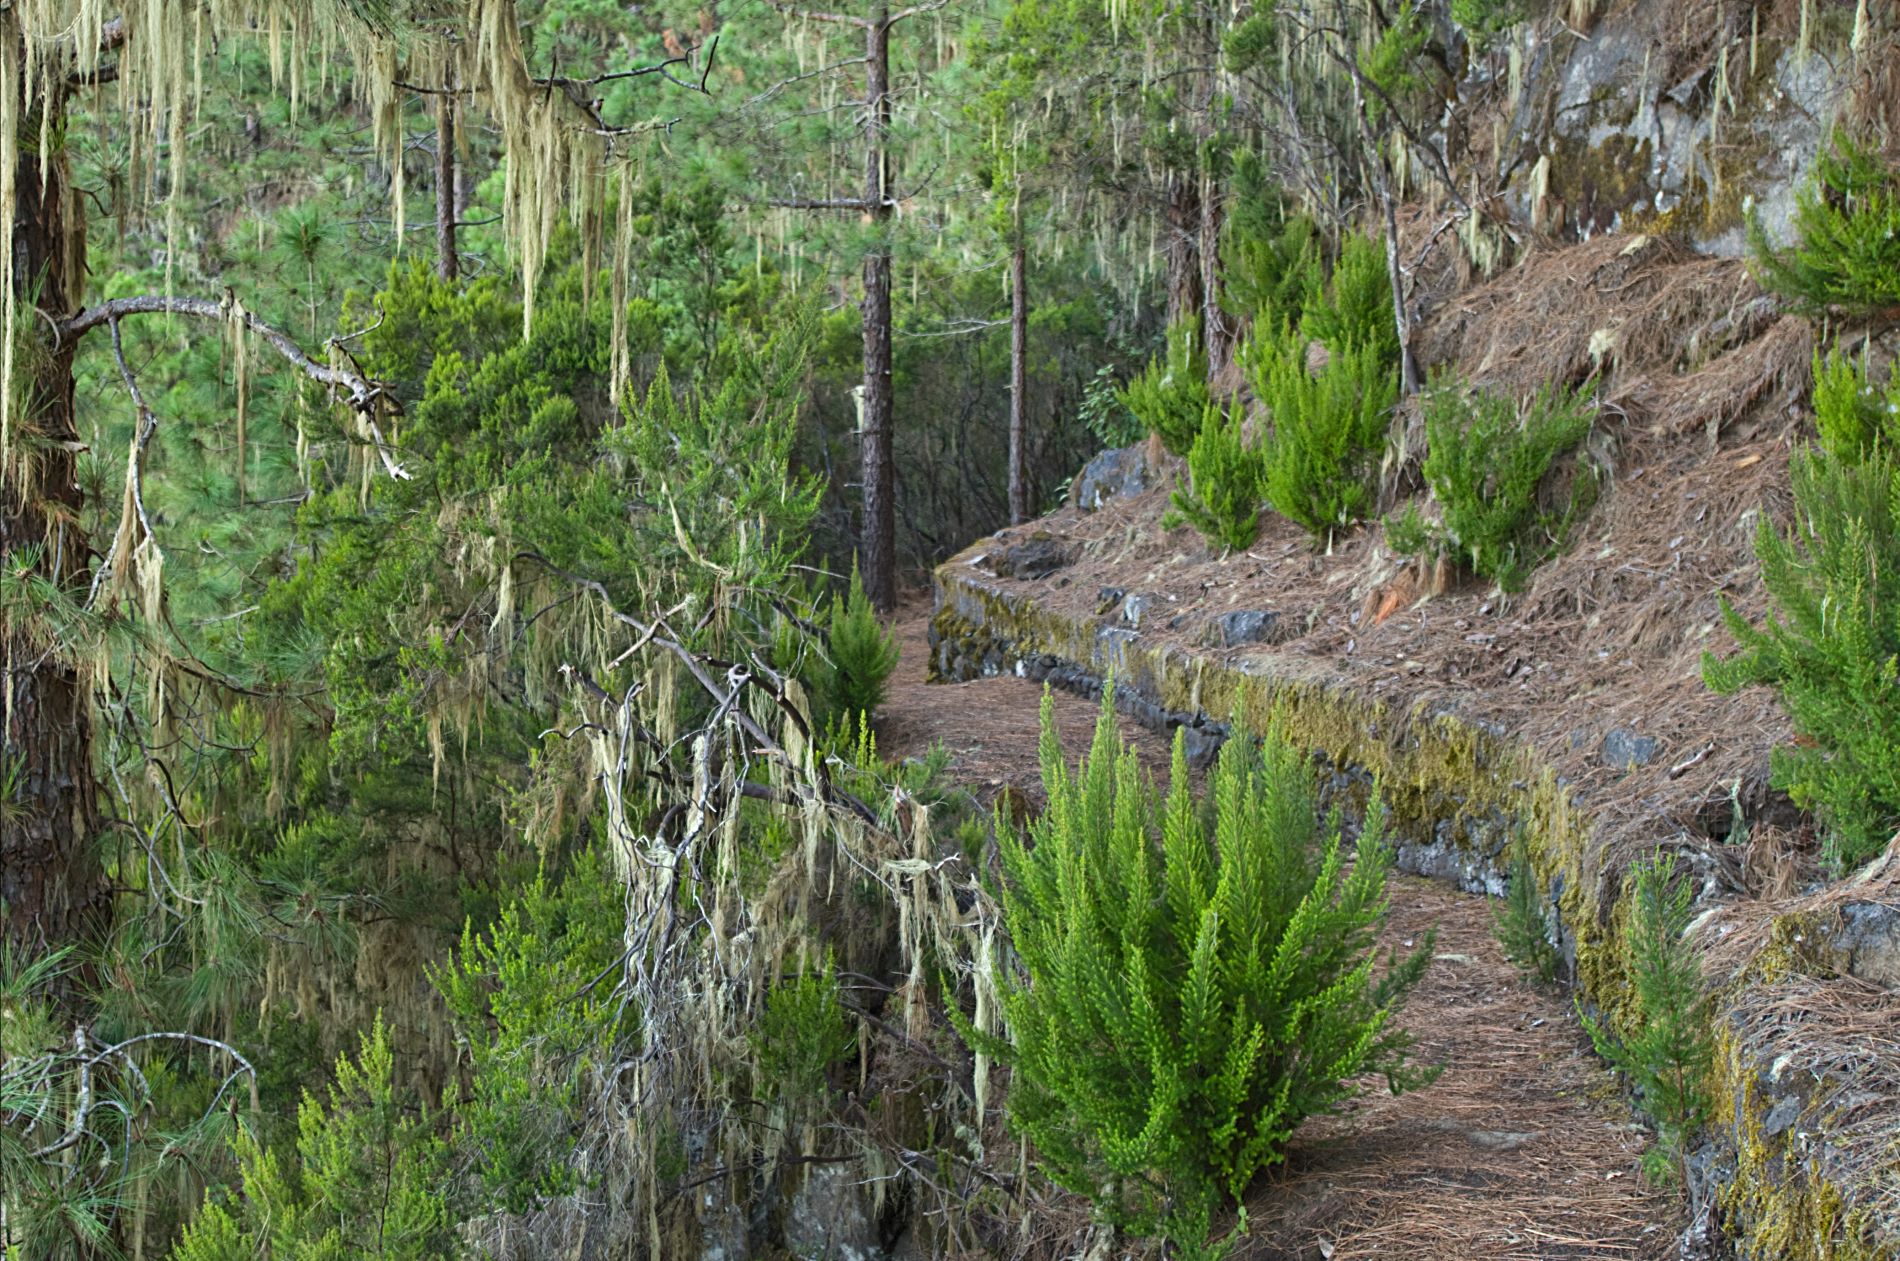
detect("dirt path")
[881,606,1679,1261]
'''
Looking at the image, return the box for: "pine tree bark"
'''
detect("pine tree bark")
[435,84,458,283]
[1,81,107,951]
[858,7,897,613]
[1164,173,1203,332]
[1007,222,1028,525]
[1199,173,1229,386]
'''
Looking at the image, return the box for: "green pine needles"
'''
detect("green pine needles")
[1169,404,1266,552]
[1749,130,1900,319]
[1393,376,1598,591]
[1705,351,1900,869]
[1121,320,1214,458]
[984,690,1436,1255]
[172,1016,454,1260]
[1251,331,1399,542]
[826,559,901,725]
[1579,855,1713,1186]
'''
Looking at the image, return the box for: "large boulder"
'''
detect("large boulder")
[991,532,1072,580]
[1071,443,1154,511]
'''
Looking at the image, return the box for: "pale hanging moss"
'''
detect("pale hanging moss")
[0,0,658,492]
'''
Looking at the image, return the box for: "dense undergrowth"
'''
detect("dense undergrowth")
[9,2,1900,1259]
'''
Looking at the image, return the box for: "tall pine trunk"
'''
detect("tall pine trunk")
[0,82,106,950]
[1163,173,1202,331]
[859,8,896,612]
[1198,173,1229,386]
[1007,220,1028,525]
[435,84,458,283]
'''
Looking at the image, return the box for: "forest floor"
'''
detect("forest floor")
[881,602,1680,1261]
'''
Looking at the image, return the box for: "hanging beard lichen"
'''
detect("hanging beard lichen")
[0,0,654,491]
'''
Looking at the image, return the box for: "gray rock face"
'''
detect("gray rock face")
[992,533,1071,580]
[1072,444,1154,511]
[1510,21,1843,254]
[1204,609,1284,648]
[783,1164,884,1261]
[1599,728,1660,770]
[1828,902,1900,989]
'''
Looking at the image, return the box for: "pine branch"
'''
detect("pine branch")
[62,295,411,481]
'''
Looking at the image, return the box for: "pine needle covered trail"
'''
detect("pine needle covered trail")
[882,605,1679,1260]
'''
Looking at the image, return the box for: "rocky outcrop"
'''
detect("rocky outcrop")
[1487,10,1846,254]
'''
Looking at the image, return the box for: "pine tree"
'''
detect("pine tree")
[0,0,701,951]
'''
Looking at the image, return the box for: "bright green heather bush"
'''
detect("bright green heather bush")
[1493,840,1560,985]
[1394,377,1598,591]
[1301,231,1399,364]
[1250,331,1399,542]
[1169,404,1267,552]
[1579,855,1712,1186]
[1219,154,1322,332]
[826,558,901,725]
[1705,366,1900,868]
[172,1017,454,1260]
[1120,320,1214,458]
[1450,0,1530,41]
[983,690,1435,1255]
[1749,131,1900,318]
[1810,345,1900,460]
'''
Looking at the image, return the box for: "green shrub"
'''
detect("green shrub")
[1811,346,1900,460]
[1749,130,1900,318]
[1079,362,1146,449]
[1394,377,1597,591]
[983,690,1435,1254]
[1704,434,1900,868]
[1451,0,1531,40]
[1301,231,1399,363]
[433,848,627,1213]
[1168,404,1267,552]
[826,559,901,724]
[1492,842,1559,984]
[1220,155,1322,331]
[1579,855,1712,1186]
[1251,332,1399,541]
[172,1017,453,1260]
[1119,320,1213,458]
[750,964,856,1103]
